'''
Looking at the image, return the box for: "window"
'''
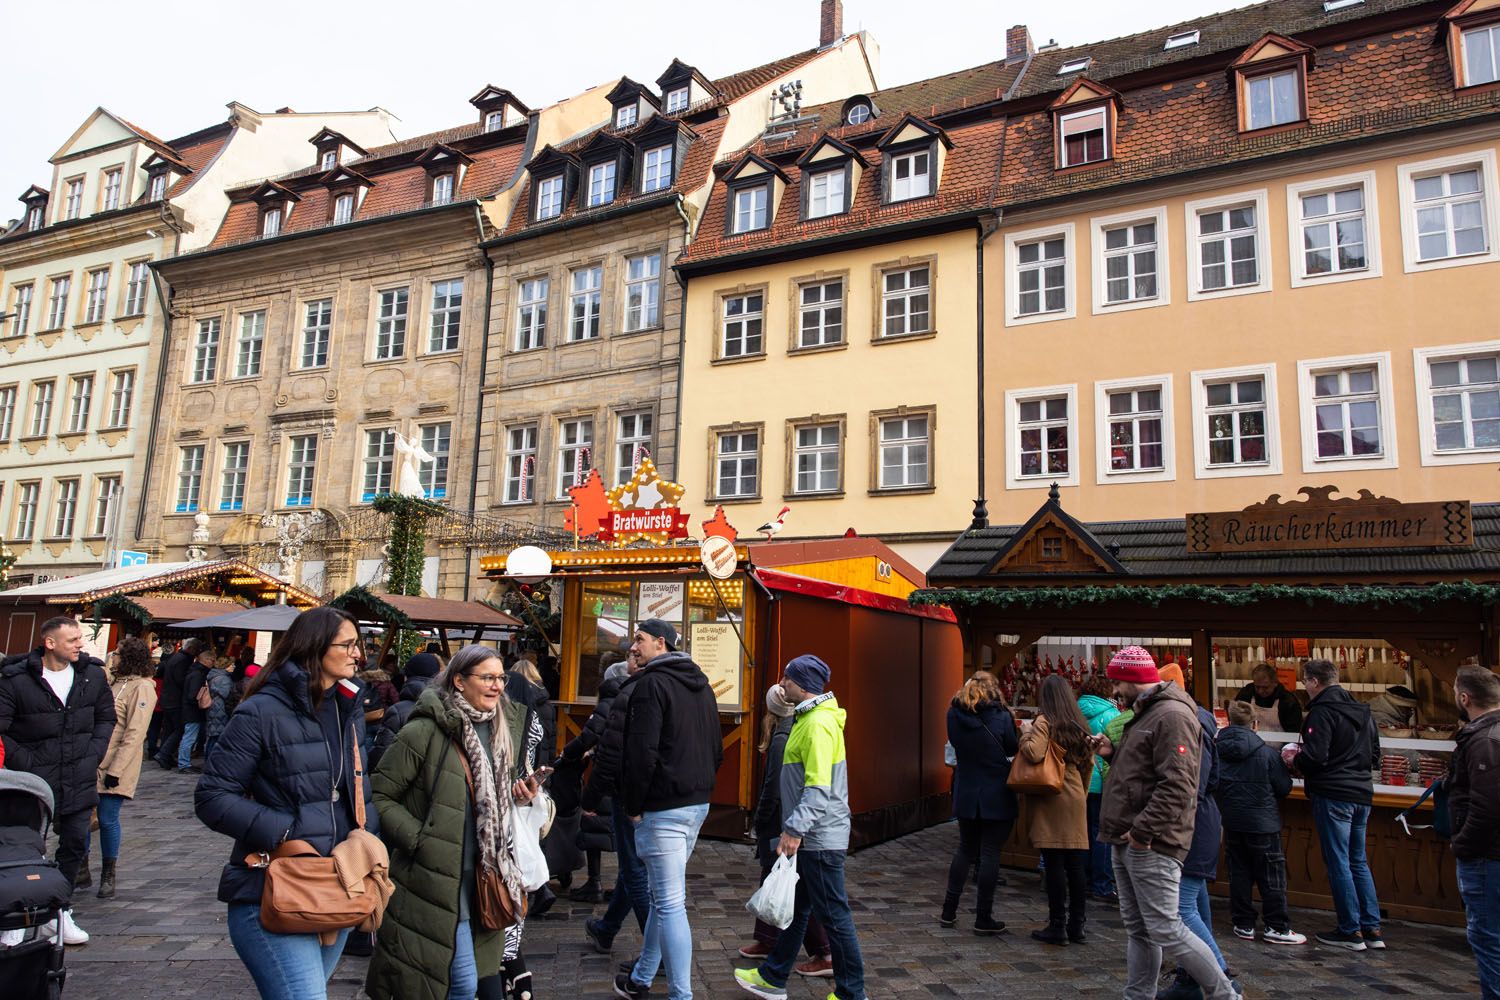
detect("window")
[333,193,355,224]
[1165,29,1200,49]
[321,150,337,171]
[431,173,454,206]
[515,278,548,350]
[732,185,768,233]
[556,418,593,496]
[26,205,42,229]
[587,161,617,207]
[220,442,249,511]
[1187,191,1270,298]
[878,415,930,489]
[624,253,661,331]
[485,110,505,132]
[124,262,149,315]
[420,423,451,499]
[889,150,931,201]
[642,146,673,192]
[285,435,318,507]
[798,279,843,348]
[106,370,134,428]
[1204,378,1268,467]
[176,445,204,513]
[374,288,408,359]
[503,425,538,503]
[10,284,32,336]
[792,422,841,495]
[235,311,265,377]
[102,169,122,210]
[616,105,637,128]
[716,429,759,498]
[1300,186,1368,277]
[845,102,872,126]
[1106,387,1164,472]
[261,208,282,237]
[1016,395,1071,479]
[66,375,92,433]
[1414,168,1487,262]
[65,179,83,219]
[28,381,55,437]
[147,172,166,201]
[300,299,333,368]
[721,292,764,359]
[51,480,78,538]
[1323,0,1363,9]
[614,412,652,483]
[1102,221,1158,304]
[45,276,69,329]
[14,483,39,540]
[1059,108,1108,167]
[0,386,14,440]
[807,170,846,218]
[1058,57,1093,75]
[84,269,109,324]
[882,265,931,337]
[1244,69,1301,130]
[429,279,463,352]
[535,176,564,220]
[1429,353,1500,454]
[362,429,396,501]
[191,318,221,382]
[91,476,120,536]
[1463,24,1500,86]
[1309,366,1383,460]
[665,87,689,113]
[569,267,602,342]
[1016,237,1067,316]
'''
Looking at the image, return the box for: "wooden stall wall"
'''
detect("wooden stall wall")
[845,603,923,845]
[1,610,39,655]
[921,618,964,824]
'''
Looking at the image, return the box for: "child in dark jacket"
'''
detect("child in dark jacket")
[1215,700,1305,945]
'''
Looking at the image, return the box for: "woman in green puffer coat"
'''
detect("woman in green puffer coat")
[1077,676,1122,901]
[367,645,544,1000]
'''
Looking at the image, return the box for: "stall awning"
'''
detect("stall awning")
[91,595,245,628]
[329,586,520,630]
[165,604,306,632]
[755,568,956,623]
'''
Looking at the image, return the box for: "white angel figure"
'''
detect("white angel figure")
[393,432,435,498]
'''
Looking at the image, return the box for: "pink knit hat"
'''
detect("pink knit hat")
[1107,645,1159,683]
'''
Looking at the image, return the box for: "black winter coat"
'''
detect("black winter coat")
[505,672,554,760]
[620,652,723,816]
[371,677,428,771]
[0,650,115,816]
[194,661,377,905]
[947,701,1019,822]
[580,674,637,813]
[753,716,795,845]
[1294,685,1380,805]
[1450,708,1500,861]
[1183,706,1223,881]
[562,674,624,763]
[1214,724,1292,835]
[157,650,192,712]
[182,663,209,724]
[1233,681,1303,733]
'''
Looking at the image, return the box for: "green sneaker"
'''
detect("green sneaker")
[733,967,787,1000]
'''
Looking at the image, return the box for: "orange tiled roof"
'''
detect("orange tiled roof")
[712,47,824,103]
[161,126,234,199]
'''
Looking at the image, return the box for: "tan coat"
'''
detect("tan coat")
[97,676,157,798]
[1019,716,1092,851]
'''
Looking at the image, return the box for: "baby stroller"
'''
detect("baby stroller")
[0,770,71,999]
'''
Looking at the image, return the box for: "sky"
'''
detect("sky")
[0,0,1231,216]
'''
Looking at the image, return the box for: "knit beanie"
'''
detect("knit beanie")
[1158,663,1186,689]
[784,654,831,696]
[765,683,795,718]
[1106,645,1159,684]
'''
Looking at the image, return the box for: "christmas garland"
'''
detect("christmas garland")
[371,495,444,598]
[909,581,1500,611]
[329,584,417,629]
[90,593,153,634]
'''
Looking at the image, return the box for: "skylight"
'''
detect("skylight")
[1164,29,1200,50]
[1323,0,1363,10]
[1057,56,1092,75]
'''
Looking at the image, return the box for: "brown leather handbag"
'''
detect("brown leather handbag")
[1007,731,1067,795]
[458,749,527,931]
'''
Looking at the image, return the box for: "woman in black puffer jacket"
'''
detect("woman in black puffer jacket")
[195,607,377,1000]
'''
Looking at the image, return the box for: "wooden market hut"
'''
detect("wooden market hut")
[917,485,1499,926]
[328,585,521,663]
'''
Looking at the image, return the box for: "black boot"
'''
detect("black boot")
[96,859,116,899]
[1156,968,1204,1000]
[568,877,603,903]
[504,957,533,1000]
[74,863,92,890]
[528,885,557,919]
[1030,921,1068,945]
[939,890,960,927]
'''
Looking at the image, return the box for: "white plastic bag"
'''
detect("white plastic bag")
[510,791,552,891]
[746,852,799,929]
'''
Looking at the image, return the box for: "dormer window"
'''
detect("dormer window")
[333,193,355,224]
[587,161,617,207]
[148,172,167,201]
[1231,33,1312,133]
[1058,56,1092,75]
[664,87,689,113]
[1463,23,1500,85]
[1323,0,1363,10]
[616,105,638,129]
[1245,68,1301,129]
[1164,29,1200,50]
[485,110,505,132]
[536,175,564,220]
[320,150,337,171]
[733,185,769,233]
[261,208,282,237]
[642,146,673,192]
[26,205,42,230]
[1060,107,1108,167]
[846,102,872,125]
[807,169,846,218]
[431,173,455,206]
[890,150,931,201]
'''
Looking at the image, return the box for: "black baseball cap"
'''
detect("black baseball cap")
[636,619,679,651]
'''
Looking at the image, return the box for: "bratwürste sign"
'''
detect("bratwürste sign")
[1186,486,1472,554]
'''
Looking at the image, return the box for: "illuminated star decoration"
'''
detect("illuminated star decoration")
[602,457,689,545]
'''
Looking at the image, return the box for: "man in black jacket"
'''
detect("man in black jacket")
[0,616,115,945]
[614,619,722,1000]
[1234,663,1303,734]
[153,637,202,770]
[1451,665,1500,999]
[1290,658,1383,951]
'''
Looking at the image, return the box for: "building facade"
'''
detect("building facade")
[0,104,396,587]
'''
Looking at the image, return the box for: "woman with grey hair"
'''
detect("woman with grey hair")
[367,644,545,1000]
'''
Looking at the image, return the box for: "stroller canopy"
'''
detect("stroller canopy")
[0,772,53,828]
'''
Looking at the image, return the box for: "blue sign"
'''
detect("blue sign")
[118,551,149,568]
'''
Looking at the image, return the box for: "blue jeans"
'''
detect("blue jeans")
[760,849,866,1000]
[630,803,709,1000]
[1309,795,1381,935]
[1086,792,1114,895]
[178,721,202,769]
[96,793,125,859]
[1458,858,1500,1000]
[227,903,349,1000]
[448,919,477,1000]
[600,807,650,937]
[1178,876,1227,972]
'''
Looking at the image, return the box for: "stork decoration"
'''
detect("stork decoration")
[758,506,791,540]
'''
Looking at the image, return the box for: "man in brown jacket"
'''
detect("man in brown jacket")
[1094,646,1238,1000]
[1451,665,1500,999]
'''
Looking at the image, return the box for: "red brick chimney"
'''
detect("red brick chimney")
[820,0,843,47]
[1006,24,1034,65]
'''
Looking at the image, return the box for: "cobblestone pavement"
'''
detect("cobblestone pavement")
[50,767,1481,999]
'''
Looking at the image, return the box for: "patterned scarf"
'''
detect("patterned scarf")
[443,689,527,913]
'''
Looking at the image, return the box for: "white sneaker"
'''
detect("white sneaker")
[1232,925,1256,940]
[0,927,25,947]
[1264,928,1307,945]
[57,910,89,946]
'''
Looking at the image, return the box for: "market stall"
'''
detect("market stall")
[917,484,1497,926]
[328,585,521,663]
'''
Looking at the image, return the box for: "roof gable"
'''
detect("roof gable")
[575,129,633,161]
[249,180,300,204]
[1229,31,1316,68]
[309,128,367,156]
[52,107,152,161]
[320,165,375,188]
[413,143,474,170]
[469,85,531,114]
[606,77,661,109]
[657,58,711,90]
[980,487,1127,576]
[722,150,790,184]
[19,185,48,204]
[874,113,953,151]
[1049,78,1125,111]
[795,134,869,169]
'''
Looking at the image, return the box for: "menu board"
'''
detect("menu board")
[637,581,684,622]
[691,622,743,708]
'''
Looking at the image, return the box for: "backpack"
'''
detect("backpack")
[195,681,212,711]
[1395,777,1450,839]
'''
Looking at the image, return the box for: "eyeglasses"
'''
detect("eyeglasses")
[466,673,506,687]
[330,639,362,655]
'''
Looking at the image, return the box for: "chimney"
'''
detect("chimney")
[820,0,844,47]
[1006,24,1035,65]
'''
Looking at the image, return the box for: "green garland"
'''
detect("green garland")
[329,584,417,629]
[910,581,1500,611]
[371,495,444,598]
[90,593,153,634]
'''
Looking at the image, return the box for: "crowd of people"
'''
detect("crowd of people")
[0,614,1497,1000]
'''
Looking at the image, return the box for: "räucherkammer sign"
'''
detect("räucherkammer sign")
[1187,486,1472,554]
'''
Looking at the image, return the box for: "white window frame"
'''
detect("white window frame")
[220,442,250,512]
[1413,339,1500,466]
[428,278,463,353]
[568,266,602,343]
[64,178,83,220]
[234,310,266,378]
[300,299,333,369]
[14,482,39,540]
[1286,171,1382,287]
[615,104,638,129]
[880,265,931,338]
[587,161,617,207]
[84,268,109,324]
[664,87,689,113]
[284,434,318,508]
[10,283,33,336]
[732,185,769,234]
[791,421,843,496]
[190,318,221,383]
[1397,149,1500,273]
[1004,384,1079,490]
[642,146,673,192]
[1004,222,1076,327]
[124,262,149,315]
[431,173,454,206]
[361,428,397,502]
[845,102,872,126]
[321,150,338,171]
[1059,107,1109,168]
[888,149,932,202]
[485,110,505,132]
[1089,207,1170,314]
[1243,68,1302,131]
[419,422,451,499]
[333,193,355,224]
[1189,362,1283,479]
[502,424,539,504]
[147,172,167,201]
[45,276,70,330]
[623,253,661,331]
[535,176,564,221]
[51,479,79,538]
[28,381,55,437]
[1184,189,1272,301]
[515,277,548,351]
[798,278,844,349]
[103,168,123,210]
[0,385,15,440]
[613,411,653,484]
[715,429,760,499]
[1094,375,1175,484]
[66,375,93,434]
[105,369,134,428]
[807,169,846,218]
[176,445,204,513]
[876,414,932,490]
[1295,352,1397,472]
[1464,23,1500,86]
[372,287,409,360]
[556,417,594,498]
[720,291,765,359]
[91,475,121,536]
[261,207,282,237]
